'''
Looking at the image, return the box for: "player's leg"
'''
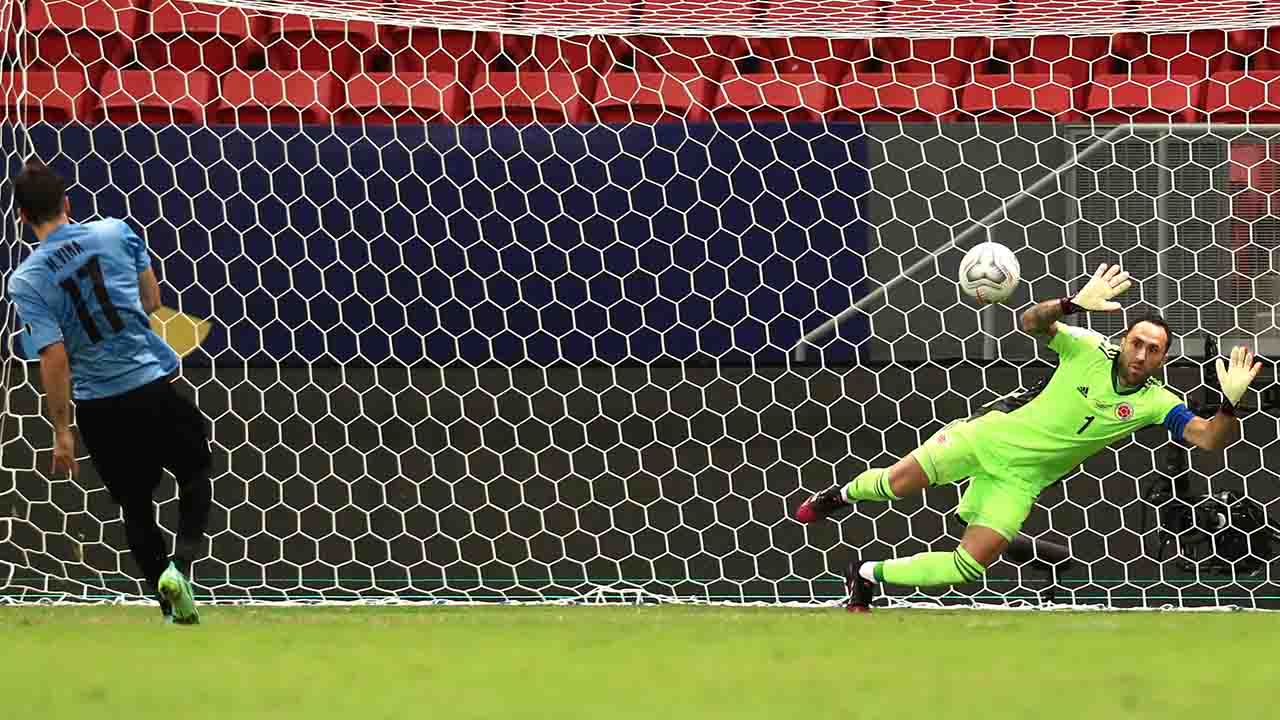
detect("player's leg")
[844,475,1034,612]
[76,396,172,620]
[794,418,978,523]
[150,379,213,625]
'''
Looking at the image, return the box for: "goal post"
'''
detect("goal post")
[1,0,1278,608]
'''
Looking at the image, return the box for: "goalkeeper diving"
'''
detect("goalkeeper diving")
[794,264,1263,611]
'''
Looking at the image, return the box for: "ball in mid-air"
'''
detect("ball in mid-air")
[958,242,1021,304]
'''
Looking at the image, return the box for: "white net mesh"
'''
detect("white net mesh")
[1,0,1278,608]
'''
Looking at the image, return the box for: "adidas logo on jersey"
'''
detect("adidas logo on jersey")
[1077,386,1089,398]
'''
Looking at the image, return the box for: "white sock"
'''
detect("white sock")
[858,561,878,583]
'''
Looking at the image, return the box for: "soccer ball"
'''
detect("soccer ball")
[958,242,1021,305]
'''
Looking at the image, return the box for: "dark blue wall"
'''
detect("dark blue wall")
[13,123,869,366]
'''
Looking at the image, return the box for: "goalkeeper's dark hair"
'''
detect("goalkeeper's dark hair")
[12,158,67,226]
[1126,312,1172,353]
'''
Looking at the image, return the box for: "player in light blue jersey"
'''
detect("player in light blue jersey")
[8,159,212,624]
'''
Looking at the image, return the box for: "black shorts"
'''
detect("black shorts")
[76,376,212,506]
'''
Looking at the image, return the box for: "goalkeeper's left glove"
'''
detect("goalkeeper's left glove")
[1215,345,1262,408]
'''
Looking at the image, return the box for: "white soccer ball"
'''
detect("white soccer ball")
[958,242,1021,305]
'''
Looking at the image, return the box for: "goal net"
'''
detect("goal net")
[1,0,1278,609]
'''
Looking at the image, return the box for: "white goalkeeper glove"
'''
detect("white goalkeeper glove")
[1215,345,1262,407]
[1070,263,1132,312]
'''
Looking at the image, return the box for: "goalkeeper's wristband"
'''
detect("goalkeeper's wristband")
[1059,297,1082,316]
[1218,401,1236,417]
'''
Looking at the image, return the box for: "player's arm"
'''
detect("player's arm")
[1021,264,1132,337]
[119,219,160,315]
[1019,299,1067,337]
[1178,346,1263,451]
[1180,408,1238,452]
[9,278,78,477]
[138,267,161,315]
[38,342,72,434]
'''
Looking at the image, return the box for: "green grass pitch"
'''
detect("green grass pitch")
[1,605,1269,720]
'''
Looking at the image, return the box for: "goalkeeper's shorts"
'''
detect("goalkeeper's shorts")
[910,414,1036,542]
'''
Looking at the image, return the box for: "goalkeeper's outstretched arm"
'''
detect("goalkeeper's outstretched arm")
[1020,298,1070,336]
[1021,264,1132,337]
[1182,346,1262,451]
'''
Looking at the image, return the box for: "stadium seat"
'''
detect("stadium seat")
[833,71,958,122]
[24,0,142,76]
[264,14,380,77]
[753,37,870,84]
[87,68,216,123]
[1117,30,1232,78]
[385,0,500,74]
[1084,33,1210,122]
[517,0,631,37]
[873,0,995,83]
[976,35,1111,86]
[617,35,743,80]
[137,0,264,72]
[960,73,1081,121]
[0,70,87,123]
[1228,27,1280,70]
[712,72,835,124]
[592,72,714,123]
[213,70,340,125]
[469,69,588,124]
[338,71,467,124]
[1203,70,1280,122]
[869,36,983,84]
[960,35,1108,120]
[385,27,493,77]
[1084,72,1204,122]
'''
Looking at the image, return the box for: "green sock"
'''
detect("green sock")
[842,468,900,503]
[873,547,986,587]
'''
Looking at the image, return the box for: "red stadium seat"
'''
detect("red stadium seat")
[385,0,502,73]
[24,0,141,75]
[492,33,608,74]
[386,27,493,76]
[214,70,339,125]
[869,36,984,84]
[755,37,870,84]
[0,70,87,123]
[137,0,264,72]
[1203,70,1280,122]
[592,72,714,123]
[1117,30,1232,78]
[87,68,216,123]
[518,0,631,36]
[960,73,1082,121]
[619,35,744,80]
[1229,27,1280,71]
[264,14,379,77]
[977,35,1111,86]
[339,71,467,124]
[712,72,836,123]
[833,71,958,122]
[1084,72,1204,122]
[469,70,588,124]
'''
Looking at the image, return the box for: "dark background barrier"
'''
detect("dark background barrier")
[1,121,1275,607]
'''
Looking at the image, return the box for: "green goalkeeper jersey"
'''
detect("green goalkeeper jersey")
[971,323,1184,492]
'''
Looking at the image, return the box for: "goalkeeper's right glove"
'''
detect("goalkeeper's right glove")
[1216,345,1262,408]
[1070,263,1132,312]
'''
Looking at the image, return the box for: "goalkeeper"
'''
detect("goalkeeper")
[7,160,212,624]
[794,264,1263,611]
